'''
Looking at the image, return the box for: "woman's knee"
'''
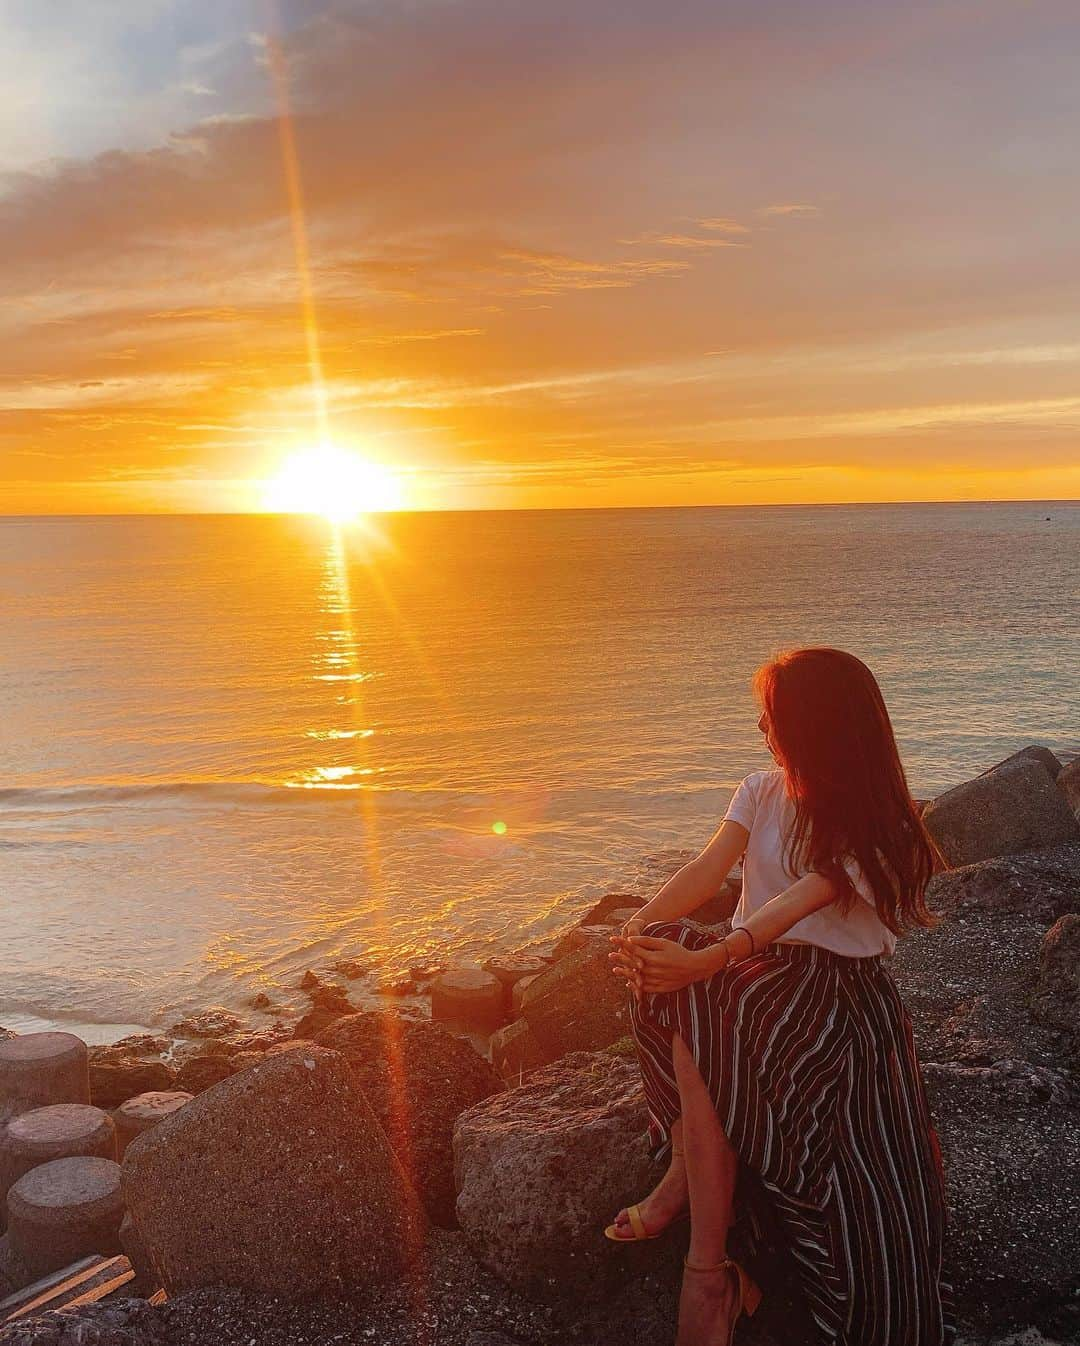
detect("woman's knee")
[641,919,685,941]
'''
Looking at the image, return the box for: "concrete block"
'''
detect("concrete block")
[6,1157,123,1281]
[0,1035,89,1127]
[111,1091,192,1159]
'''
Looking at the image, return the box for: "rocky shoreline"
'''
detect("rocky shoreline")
[1,746,1078,1345]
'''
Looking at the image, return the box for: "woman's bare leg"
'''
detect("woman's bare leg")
[672,1031,740,1344]
[611,1117,686,1234]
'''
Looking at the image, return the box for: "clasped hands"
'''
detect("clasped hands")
[609,917,719,997]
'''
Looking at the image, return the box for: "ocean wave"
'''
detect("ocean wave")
[0,780,430,812]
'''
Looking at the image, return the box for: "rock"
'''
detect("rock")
[1057,757,1080,821]
[453,1051,677,1298]
[986,746,1063,780]
[924,1059,1076,1106]
[519,940,630,1064]
[1,1105,116,1224]
[600,906,646,929]
[373,975,416,999]
[431,970,506,1031]
[482,954,549,989]
[120,1210,156,1293]
[227,1051,266,1075]
[489,1020,546,1084]
[6,1157,124,1282]
[1033,914,1080,1042]
[927,843,1080,923]
[577,892,645,925]
[107,1036,170,1058]
[314,1012,501,1227]
[306,981,353,1013]
[892,914,1061,1071]
[0,1298,165,1346]
[407,962,446,984]
[511,976,539,1015]
[87,1058,175,1113]
[923,759,1080,868]
[291,1006,347,1040]
[168,1009,243,1039]
[111,1092,192,1159]
[550,924,614,963]
[121,1044,426,1298]
[925,1059,1080,1331]
[0,1034,90,1127]
[173,1055,233,1096]
[331,959,367,980]
[250,992,274,1011]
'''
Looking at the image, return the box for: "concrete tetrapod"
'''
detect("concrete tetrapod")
[111,1091,192,1159]
[0,1035,90,1127]
[431,969,506,1030]
[0,1104,116,1230]
[6,1156,124,1281]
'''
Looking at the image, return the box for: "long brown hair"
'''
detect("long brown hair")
[752,647,942,933]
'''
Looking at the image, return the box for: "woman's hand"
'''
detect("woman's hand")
[610,933,709,995]
[609,931,642,998]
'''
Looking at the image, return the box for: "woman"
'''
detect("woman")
[608,648,953,1346]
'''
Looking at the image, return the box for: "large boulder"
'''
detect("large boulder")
[926,1060,1080,1336]
[453,1051,679,1298]
[313,1012,501,1227]
[987,746,1063,780]
[121,1044,426,1299]
[923,758,1079,868]
[519,941,630,1065]
[926,843,1080,923]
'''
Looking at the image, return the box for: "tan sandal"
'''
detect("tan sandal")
[682,1255,762,1343]
[604,1144,686,1242]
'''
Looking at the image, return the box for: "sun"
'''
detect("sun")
[262,444,405,519]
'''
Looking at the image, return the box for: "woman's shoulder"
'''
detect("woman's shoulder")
[723,768,789,830]
[743,767,787,797]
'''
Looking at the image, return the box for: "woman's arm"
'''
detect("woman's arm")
[626,820,748,930]
[694,871,836,975]
[616,871,838,993]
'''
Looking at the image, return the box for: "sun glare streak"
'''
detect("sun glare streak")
[319,526,430,1278]
[266,35,328,447]
[266,27,429,1294]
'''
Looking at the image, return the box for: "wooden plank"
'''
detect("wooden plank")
[63,1268,136,1309]
[147,1289,168,1306]
[0,1257,103,1319]
[2,1257,129,1323]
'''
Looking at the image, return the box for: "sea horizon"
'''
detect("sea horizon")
[2,495,1078,519]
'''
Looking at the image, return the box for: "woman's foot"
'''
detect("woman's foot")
[676,1260,739,1346]
[608,1151,688,1240]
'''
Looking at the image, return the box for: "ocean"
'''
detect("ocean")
[1,503,1076,1040]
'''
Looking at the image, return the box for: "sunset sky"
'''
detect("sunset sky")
[3,0,1079,513]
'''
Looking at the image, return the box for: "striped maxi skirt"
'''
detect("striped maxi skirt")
[629,922,955,1346]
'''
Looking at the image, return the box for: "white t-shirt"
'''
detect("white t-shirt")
[721,768,897,957]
